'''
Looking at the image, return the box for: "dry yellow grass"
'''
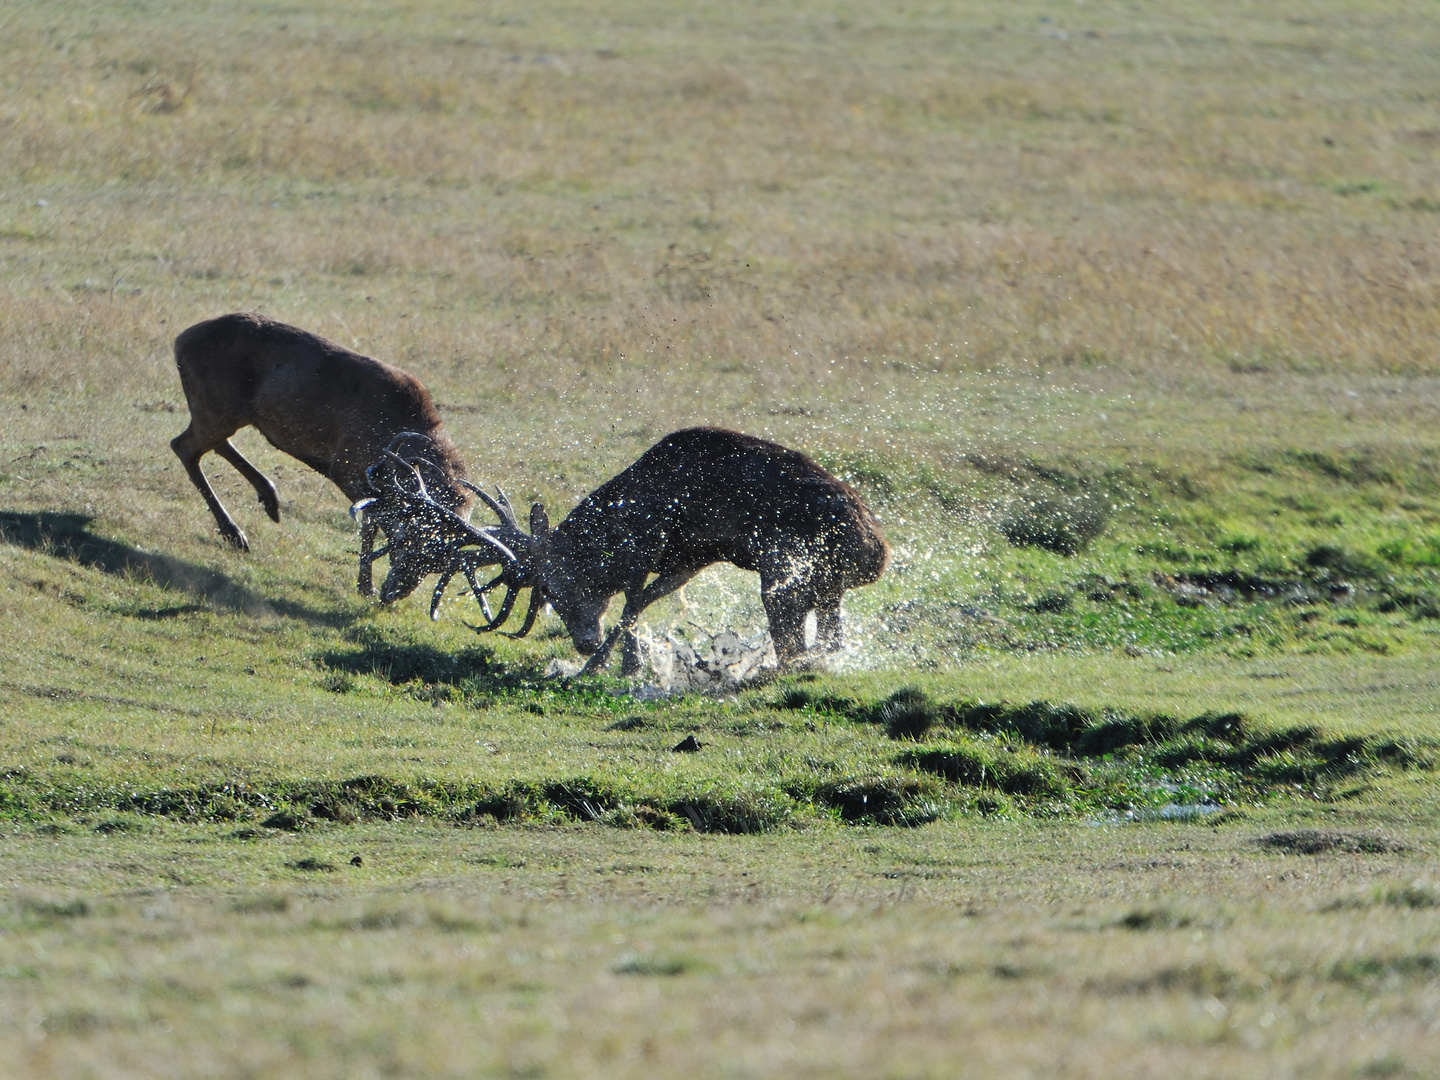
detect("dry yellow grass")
[3,0,1439,421]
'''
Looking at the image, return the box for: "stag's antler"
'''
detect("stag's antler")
[404,473,541,634]
[356,441,541,630]
[352,443,515,607]
[436,482,538,635]
[351,431,548,634]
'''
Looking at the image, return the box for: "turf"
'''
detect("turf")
[3,0,1440,1076]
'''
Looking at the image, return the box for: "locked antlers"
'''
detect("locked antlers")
[353,433,541,635]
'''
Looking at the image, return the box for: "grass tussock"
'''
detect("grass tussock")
[1256,830,1407,856]
[2,678,1428,833]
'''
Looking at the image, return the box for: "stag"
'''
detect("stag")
[169,312,471,599]
[417,427,889,675]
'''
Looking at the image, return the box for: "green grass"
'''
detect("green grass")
[4,0,1440,1075]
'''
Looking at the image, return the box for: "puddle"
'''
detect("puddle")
[1088,801,1224,825]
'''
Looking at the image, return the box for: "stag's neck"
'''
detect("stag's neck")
[553,494,664,586]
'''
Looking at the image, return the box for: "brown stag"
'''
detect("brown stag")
[407,427,889,675]
[169,312,471,600]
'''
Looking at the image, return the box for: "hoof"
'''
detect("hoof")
[579,652,611,676]
[259,485,281,522]
[224,530,251,553]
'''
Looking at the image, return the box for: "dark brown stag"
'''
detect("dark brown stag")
[169,312,471,599]
[410,427,889,675]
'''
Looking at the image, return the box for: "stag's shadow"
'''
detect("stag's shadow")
[318,630,542,695]
[0,511,349,626]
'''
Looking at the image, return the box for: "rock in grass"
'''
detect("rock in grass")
[672,734,703,753]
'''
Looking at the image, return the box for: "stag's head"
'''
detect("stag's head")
[353,435,520,607]
[376,515,447,604]
[393,482,619,657]
[522,504,610,654]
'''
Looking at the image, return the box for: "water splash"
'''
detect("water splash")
[632,626,777,695]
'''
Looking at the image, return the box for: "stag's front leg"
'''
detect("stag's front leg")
[578,625,623,676]
[618,572,696,676]
[356,516,380,596]
[577,572,696,677]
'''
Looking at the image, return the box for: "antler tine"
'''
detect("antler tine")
[374,454,517,557]
[384,430,437,455]
[430,565,458,621]
[457,479,521,533]
[462,566,503,622]
[379,448,430,499]
[404,456,452,491]
[474,528,516,563]
[436,537,520,625]
[494,486,519,526]
[433,559,503,623]
[385,433,468,507]
[500,587,544,639]
[477,581,519,634]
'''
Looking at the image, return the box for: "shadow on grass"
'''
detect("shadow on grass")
[318,627,543,695]
[0,510,345,625]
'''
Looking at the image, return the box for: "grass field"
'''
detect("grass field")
[3,0,1440,1076]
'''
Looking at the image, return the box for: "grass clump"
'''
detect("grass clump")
[1378,882,1440,909]
[612,953,698,977]
[1115,907,1198,931]
[875,686,941,740]
[1000,494,1110,556]
[807,776,943,826]
[287,857,337,873]
[1328,954,1440,986]
[898,741,1068,798]
[14,895,90,921]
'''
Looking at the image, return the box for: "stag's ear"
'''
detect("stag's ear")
[529,503,549,539]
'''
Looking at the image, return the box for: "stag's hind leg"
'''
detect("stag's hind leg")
[761,580,816,669]
[815,591,845,654]
[171,425,252,551]
[214,440,280,522]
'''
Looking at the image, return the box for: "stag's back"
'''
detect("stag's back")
[577,427,888,586]
[174,312,462,501]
